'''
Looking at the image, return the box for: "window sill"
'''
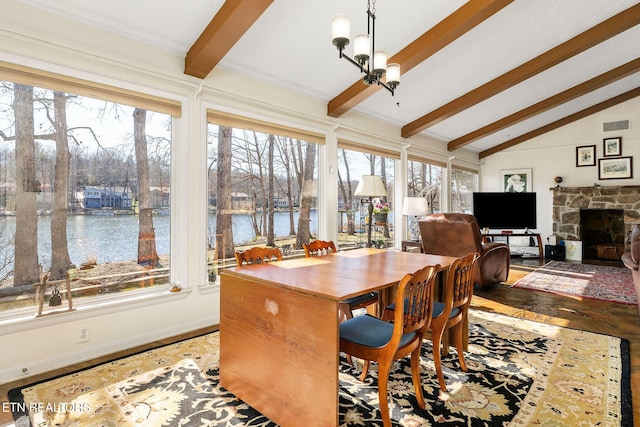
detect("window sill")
[0,285,192,336]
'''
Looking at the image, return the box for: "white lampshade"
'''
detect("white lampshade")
[402,197,428,216]
[353,34,370,62]
[354,175,387,197]
[372,50,388,74]
[386,63,400,85]
[331,14,350,46]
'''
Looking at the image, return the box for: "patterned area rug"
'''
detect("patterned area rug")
[11,311,632,426]
[512,261,637,305]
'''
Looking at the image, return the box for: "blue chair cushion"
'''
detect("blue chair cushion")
[343,292,377,306]
[432,301,460,319]
[340,314,417,348]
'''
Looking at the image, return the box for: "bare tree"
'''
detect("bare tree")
[337,149,355,235]
[267,133,275,246]
[216,126,235,258]
[13,84,39,286]
[49,91,74,279]
[274,136,296,236]
[295,141,316,249]
[133,108,159,267]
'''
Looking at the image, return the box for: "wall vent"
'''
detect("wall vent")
[603,120,630,132]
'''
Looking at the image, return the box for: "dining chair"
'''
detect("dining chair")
[339,264,439,427]
[383,251,479,392]
[428,252,479,391]
[234,246,283,267]
[303,240,379,321]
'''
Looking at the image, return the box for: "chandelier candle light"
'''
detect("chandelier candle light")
[332,0,400,95]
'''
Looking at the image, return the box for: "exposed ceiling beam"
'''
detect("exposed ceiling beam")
[478,87,640,159]
[448,58,640,151]
[402,3,640,138]
[326,0,514,118]
[184,0,273,79]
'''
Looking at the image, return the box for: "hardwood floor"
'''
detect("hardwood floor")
[472,258,640,425]
[1,258,638,426]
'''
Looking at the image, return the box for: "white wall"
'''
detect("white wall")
[0,0,477,384]
[480,96,640,242]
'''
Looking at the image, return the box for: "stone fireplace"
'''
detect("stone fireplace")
[552,186,640,262]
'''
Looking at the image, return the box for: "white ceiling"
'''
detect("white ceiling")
[14,0,640,155]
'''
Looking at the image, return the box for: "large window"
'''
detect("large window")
[0,73,175,315]
[206,112,319,280]
[451,168,478,213]
[337,145,395,249]
[407,158,443,213]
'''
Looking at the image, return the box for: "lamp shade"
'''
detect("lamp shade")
[372,50,388,75]
[354,175,387,197]
[353,34,370,62]
[401,197,428,216]
[331,14,350,47]
[386,63,400,85]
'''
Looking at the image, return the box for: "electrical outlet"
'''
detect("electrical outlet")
[78,325,90,343]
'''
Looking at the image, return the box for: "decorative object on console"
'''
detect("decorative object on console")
[554,176,563,187]
[598,156,633,180]
[603,136,622,157]
[331,0,400,96]
[500,168,532,192]
[576,145,596,166]
[354,175,387,247]
[401,197,428,241]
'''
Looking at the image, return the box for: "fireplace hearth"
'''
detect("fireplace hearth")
[552,186,640,264]
[580,209,625,262]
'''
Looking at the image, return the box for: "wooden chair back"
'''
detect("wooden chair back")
[444,252,479,314]
[393,264,439,336]
[303,240,337,257]
[235,247,283,267]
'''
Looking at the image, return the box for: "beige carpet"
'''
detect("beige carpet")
[12,310,632,426]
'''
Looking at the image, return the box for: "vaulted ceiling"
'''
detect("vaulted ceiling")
[15,0,640,157]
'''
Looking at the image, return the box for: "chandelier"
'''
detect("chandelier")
[331,0,400,95]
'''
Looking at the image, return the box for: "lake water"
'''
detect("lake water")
[0,211,318,274]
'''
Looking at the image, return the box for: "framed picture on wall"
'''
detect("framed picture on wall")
[598,156,633,180]
[576,145,596,167]
[500,168,532,192]
[603,137,622,157]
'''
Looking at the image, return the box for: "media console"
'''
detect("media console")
[482,232,543,261]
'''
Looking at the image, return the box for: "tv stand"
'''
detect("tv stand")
[482,232,543,261]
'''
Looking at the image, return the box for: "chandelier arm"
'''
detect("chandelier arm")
[340,52,366,74]
[378,80,395,96]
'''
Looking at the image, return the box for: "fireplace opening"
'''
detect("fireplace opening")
[580,209,625,264]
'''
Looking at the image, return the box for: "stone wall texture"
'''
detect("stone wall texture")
[552,186,640,244]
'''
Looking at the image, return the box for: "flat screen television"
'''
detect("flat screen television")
[472,192,537,230]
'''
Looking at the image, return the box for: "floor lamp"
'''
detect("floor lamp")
[402,197,428,241]
[354,175,387,247]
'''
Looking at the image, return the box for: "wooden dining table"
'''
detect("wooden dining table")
[219,248,458,427]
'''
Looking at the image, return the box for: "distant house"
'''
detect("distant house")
[150,187,170,209]
[83,186,133,210]
[231,192,254,211]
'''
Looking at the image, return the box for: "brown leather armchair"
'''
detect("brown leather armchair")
[621,224,640,316]
[418,213,510,287]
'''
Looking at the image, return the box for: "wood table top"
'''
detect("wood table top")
[222,248,457,301]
